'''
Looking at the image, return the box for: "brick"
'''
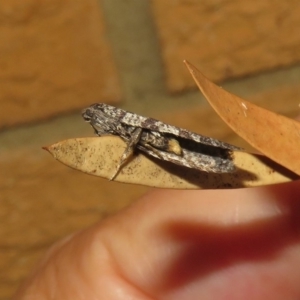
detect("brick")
[0,0,121,128]
[152,0,300,92]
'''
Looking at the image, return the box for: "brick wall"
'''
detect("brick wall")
[1,0,300,298]
[0,0,120,128]
[152,0,300,92]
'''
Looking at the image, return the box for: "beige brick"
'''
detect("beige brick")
[0,0,121,128]
[152,0,300,92]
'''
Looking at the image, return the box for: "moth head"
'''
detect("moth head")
[82,104,116,136]
[82,107,93,123]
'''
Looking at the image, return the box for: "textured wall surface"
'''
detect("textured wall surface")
[0,0,120,128]
[152,0,300,91]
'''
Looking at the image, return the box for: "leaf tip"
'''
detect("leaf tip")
[42,145,51,153]
[183,59,191,69]
[183,60,199,79]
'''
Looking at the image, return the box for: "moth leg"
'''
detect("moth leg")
[110,127,143,180]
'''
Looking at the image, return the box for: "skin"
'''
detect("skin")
[13,181,300,300]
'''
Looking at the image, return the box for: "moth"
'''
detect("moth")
[82,103,240,180]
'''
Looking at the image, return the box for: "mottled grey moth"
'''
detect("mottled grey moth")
[82,103,240,179]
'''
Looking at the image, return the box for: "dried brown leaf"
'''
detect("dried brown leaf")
[185,60,300,176]
[44,137,297,189]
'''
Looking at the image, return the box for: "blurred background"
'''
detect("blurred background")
[1,0,300,298]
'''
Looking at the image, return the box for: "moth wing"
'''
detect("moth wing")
[121,114,239,151]
[136,144,235,173]
[176,128,240,150]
